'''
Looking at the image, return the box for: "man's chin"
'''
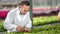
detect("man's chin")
[23,13,26,15]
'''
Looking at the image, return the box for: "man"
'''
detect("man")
[4,1,32,32]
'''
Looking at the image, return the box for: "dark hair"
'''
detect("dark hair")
[19,1,30,6]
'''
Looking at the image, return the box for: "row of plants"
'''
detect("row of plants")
[3,24,60,34]
[33,16,60,26]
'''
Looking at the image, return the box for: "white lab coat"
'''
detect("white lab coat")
[4,7,32,32]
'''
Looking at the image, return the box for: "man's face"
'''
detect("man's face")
[20,5,30,15]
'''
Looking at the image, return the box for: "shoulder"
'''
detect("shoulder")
[8,7,18,16]
[26,12,30,17]
[27,12,30,15]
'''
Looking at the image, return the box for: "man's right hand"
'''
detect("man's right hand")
[16,26,24,32]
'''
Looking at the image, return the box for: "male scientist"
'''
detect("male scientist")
[4,1,32,32]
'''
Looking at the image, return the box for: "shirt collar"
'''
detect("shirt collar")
[16,6,23,15]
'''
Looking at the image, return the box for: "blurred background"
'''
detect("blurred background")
[32,0,60,17]
[0,0,60,19]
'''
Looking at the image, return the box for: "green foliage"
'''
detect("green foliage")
[3,24,60,34]
[33,16,60,26]
[0,20,6,32]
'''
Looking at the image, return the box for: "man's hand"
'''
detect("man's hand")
[16,26,24,32]
[24,27,31,32]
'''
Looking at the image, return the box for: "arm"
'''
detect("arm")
[24,13,32,32]
[4,11,17,32]
[4,10,24,32]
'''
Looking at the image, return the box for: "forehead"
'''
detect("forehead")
[21,5,30,8]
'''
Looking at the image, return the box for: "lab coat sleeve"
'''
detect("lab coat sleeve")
[4,10,17,31]
[25,13,32,29]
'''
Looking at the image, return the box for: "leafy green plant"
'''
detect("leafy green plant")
[33,16,60,26]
